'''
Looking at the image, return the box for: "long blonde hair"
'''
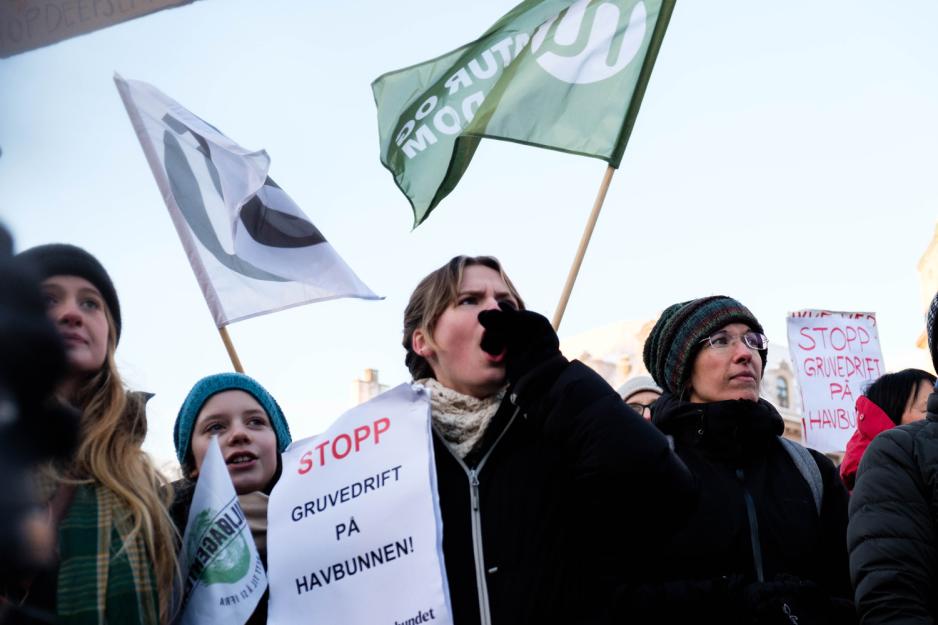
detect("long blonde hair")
[61,309,178,623]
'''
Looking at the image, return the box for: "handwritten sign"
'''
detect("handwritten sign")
[0,0,194,58]
[267,383,452,625]
[787,309,885,452]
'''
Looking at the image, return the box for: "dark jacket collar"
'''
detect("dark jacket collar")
[653,393,784,461]
[926,391,938,423]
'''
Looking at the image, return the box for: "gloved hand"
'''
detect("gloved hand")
[741,574,831,625]
[615,574,749,625]
[478,302,562,387]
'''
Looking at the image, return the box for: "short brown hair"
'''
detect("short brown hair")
[402,256,524,380]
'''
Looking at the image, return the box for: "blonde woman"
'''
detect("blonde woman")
[14,244,177,625]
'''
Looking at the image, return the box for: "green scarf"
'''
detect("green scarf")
[57,483,161,625]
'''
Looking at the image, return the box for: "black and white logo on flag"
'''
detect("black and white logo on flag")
[114,74,379,325]
[161,113,329,282]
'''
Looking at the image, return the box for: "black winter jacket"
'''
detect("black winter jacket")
[623,394,853,625]
[848,411,938,624]
[434,357,694,625]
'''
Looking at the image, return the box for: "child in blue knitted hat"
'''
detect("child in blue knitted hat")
[173,372,292,493]
[170,372,292,625]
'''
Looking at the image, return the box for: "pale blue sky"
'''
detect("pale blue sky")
[2,0,937,465]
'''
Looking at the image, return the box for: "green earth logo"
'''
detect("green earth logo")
[188,509,250,585]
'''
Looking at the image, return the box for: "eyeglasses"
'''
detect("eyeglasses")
[698,330,768,351]
[627,402,655,417]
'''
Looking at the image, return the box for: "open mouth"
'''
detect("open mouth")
[487,349,506,364]
[226,452,257,466]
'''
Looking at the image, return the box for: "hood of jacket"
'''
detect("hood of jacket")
[653,392,785,462]
[839,395,896,490]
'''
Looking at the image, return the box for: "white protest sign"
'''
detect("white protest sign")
[267,383,452,625]
[787,309,885,453]
[178,436,266,625]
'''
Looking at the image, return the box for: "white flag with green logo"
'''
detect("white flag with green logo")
[114,74,381,327]
[373,0,675,226]
[178,436,266,625]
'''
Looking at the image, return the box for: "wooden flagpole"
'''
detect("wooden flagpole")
[218,325,245,373]
[551,164,616,331]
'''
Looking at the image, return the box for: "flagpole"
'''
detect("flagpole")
[218,325,245,373]
[551,164,616,331]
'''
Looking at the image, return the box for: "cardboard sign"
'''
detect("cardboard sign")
[267,383,452,625]
[787,310,885,452]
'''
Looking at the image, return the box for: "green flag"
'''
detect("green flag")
[373,0,675,227]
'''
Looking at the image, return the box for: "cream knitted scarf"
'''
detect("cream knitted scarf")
[417,378,506,459]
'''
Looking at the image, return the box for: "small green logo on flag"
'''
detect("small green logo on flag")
[186,508,251,585]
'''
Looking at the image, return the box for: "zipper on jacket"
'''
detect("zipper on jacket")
[437,406,521,625]
[736,468,765,583]
[468,468,490,624]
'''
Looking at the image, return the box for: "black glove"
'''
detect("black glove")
[617,574,749,625]
[478,302,562,387]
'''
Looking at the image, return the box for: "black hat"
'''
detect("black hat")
[928,291,938,375]
[643,295,766,394]
[16,244,122,342]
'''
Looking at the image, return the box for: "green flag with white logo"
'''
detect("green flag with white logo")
[373,0,675,227]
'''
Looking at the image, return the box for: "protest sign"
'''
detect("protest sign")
[267,383,452,625]
[787,309,885,453]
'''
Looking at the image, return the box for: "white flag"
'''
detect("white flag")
[178,437,267,625]
[114,74,381,326]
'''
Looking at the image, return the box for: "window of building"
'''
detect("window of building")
[776,376,790,409]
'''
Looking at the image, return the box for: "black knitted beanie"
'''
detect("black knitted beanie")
[16,243,122,342]
[643,295,766,395]
[927,291,938,376]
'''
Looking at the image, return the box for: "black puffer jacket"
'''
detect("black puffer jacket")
[621,393,853,625]
[434,357,694,625]
[848,408,938,624]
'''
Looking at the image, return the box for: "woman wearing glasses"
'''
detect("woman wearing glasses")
[628,296,854,624]
[617,375,662,420]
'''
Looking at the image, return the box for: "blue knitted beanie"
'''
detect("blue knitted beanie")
[643,295,766,395]
[174,372,292,465]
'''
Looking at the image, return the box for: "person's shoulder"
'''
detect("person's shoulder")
[801,446,838,477]
[539,358,620,408]
[167,479,195,516]
[866,419,936,457]
[853,421,938,485]
[559,359,613,387]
